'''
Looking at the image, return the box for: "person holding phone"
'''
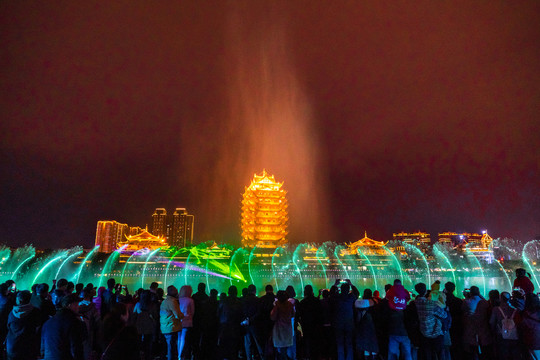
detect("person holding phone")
[332,279,359,360]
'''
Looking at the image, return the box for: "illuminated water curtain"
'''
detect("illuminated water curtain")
[2,237,537,297]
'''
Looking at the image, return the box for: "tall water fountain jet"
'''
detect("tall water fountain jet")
[465,244,487,296]
[120,249,145,285]
[141,248,162,289]
[179,4,329,245]
[164,248,182,289]
[33,250,69,286]
[523,240,540,289]
[98,245,127,288]
[0,246,11,265]
[433,244,458,291]
[271,247,285,290]
[8,246,36,282]
[316,244,331,289]
[55,248,83,281]
[402,243,431,287]
[292,244,307,296]
[74,245,99,284]
[248,246,259,286]
[334,245,351,280]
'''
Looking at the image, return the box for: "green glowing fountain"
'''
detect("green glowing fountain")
[55,249,83,280]
[402,243,431,287]
[74,245,99,284]
[433,244,458,291]
[141,248,162,289]
[523,240,540,289]
[464,244,487,296]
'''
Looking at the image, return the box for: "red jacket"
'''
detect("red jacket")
[514,276,535,294]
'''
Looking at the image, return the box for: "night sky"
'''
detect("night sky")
[2,2,539,249]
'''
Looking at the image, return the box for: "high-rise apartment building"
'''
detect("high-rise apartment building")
[151,207,194,246]
[241,170,288,248]
[95,220,128,253]
[152,208,168,239]
[171,208,194,247]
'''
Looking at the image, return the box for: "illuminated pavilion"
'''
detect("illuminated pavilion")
[117,228,166,252]
[241,170,288,248]
[343,232,389,256]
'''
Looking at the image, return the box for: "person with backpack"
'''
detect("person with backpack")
[489,291,520,360]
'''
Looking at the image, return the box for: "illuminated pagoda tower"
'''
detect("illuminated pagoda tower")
[241,170,288,249]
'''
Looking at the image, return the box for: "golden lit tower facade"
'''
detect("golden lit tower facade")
[95,220,128,253]
[241,170,288,248]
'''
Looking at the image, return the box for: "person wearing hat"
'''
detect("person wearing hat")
[354,290,379,360]
[385,279,412,360]
[41,293,86,360]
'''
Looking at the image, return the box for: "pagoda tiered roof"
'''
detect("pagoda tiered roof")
[118,228,166,251]
[241,170,288,248]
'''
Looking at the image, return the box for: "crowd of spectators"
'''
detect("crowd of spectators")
[0,268,538,360]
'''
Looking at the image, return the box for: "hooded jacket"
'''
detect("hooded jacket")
[160,295,184,334]
[7,303,42,359]
[41,308,86,360]
[386,284,411,310]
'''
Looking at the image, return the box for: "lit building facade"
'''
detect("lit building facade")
[241,170,288,248]
[129,226,144,236]
[393,231,431,246]
[341,232,392,270]
[95,220,128,253]
[152,208,169,240]
[437,232,459,246]
[171,208,194,247]
[117,228,166,252]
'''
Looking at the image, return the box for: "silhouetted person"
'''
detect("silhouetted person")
[192,282,209,359]
[50,278,68,310]
[41,294,86,360]
[242,284,263,360]
[298,285,322,360]
[6,290,41,360]
[332,280,359,360]
[444,281,463,360]
[259,284,276,358]
[514,268,535,294]
[462,286,493,360]
[218,285,243,359]
[0,282,15,360]
[101,302,140,360]
[271,290,295,360]
[101,278,117,319]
